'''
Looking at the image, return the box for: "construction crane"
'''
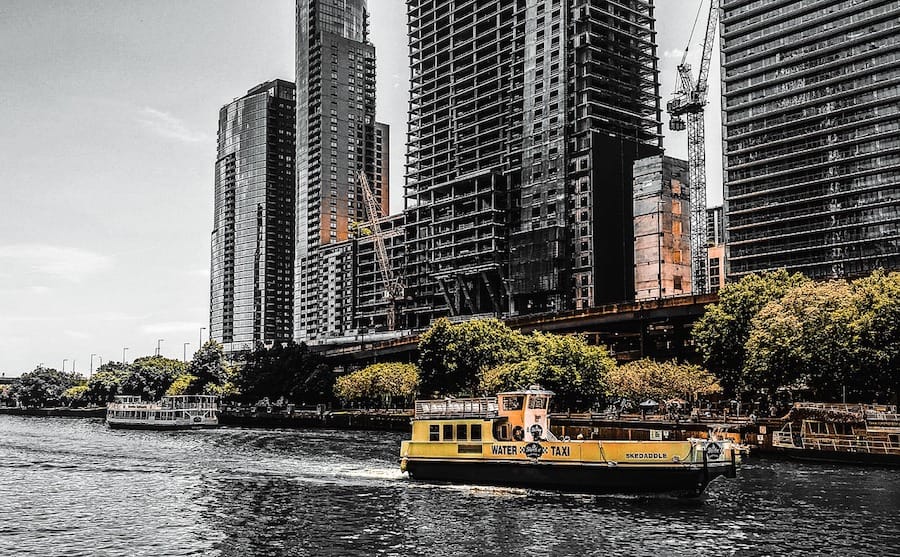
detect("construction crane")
[667,0,719,295]
[357,169,404,331]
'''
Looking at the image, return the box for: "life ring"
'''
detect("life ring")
[512,426,525,441]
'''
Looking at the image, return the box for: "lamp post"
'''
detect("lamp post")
[123,347,128,365]
[90,353,97,377]
[199,327,206,348]
[183,342,190,363]
[72,359,76,374]
[156,339,164,357]
[62,358,68,372]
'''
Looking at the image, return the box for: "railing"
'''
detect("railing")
[774,430,900,454]
[414,397,498,419]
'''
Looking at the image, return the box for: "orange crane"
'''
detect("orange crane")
[357,169,404,330]
[667,0,719,295]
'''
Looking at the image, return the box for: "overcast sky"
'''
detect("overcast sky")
[0,0,721,376]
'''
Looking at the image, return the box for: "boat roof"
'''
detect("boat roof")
[498,386,555,397]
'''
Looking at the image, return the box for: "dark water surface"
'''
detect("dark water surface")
[1,416,898,556]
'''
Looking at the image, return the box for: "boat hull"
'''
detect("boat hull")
[404,458,732,497]
[770,446,900,467]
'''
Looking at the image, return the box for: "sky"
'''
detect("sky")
[0,0,721,376]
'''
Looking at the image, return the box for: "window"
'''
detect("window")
[443,424,453,441]
[471,424,482,441]
[674,276,683,290]
[456,424,467,441]
[429,425,439,441]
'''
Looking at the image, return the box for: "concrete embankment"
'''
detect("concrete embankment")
[0,407,106,418]
[219,409,412,432]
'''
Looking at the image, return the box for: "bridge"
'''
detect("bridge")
[320,293,718,367]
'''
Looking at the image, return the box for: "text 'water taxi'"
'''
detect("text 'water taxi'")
[400,387,739,497]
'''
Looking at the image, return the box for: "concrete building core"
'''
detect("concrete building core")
[633,155,692,301]
[721,0,900,279]
[210,79,296,355]
[403,0,662,330]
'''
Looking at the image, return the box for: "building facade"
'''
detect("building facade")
[721,0,900,280]
[706,205,726,292]
[633,155,692,301]
[403,0,662,329]
[210,79,296,354]
[295,0,388,341]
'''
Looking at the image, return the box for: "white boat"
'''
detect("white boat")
[106,395,219,429]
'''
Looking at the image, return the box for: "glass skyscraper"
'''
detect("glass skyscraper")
[721,0,900,279]
[210,79,296,354]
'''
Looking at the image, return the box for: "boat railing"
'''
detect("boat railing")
[800,434,900,455]
[414,397,498,419]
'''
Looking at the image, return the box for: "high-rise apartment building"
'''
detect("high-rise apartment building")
[403,0,662,329]
[210,79,296,354]
[721,0,900,279]
[633,155,692,301]
[295,0,387,341]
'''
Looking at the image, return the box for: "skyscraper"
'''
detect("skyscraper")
[721,1,900,279]
[295,0,386,341]
[210,79,296,354]
[403,0,662,328]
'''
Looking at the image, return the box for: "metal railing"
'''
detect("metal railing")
[774,430,900,454]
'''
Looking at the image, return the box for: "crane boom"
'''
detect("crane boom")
[357,170,404,330]
[666,0,719,296]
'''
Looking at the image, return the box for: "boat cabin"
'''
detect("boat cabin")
[410,386,556,444]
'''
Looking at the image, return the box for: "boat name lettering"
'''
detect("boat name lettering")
[625,453,668,459]
[491,444,519,455]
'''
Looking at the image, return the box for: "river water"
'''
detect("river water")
[1,416,898,557]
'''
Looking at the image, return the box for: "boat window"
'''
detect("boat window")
[429,425,439,441]
[443,424,454,441]
[457,424,467,441]
[502,396,524,411]
[528,397,548,410]
[471,424,482,441]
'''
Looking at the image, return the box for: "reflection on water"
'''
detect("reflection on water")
[1,416,898,556]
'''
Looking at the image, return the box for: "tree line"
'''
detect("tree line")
[692,269,900,403]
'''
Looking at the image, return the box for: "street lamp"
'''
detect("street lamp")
[90,354,97,377]
[123,347,128,365]
[62,358,68,372]
[156,339,164,357]
[72,359,76,374]
[199,327,206,347]
[183,342,190,363]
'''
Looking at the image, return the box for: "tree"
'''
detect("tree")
[233,342,334,405]
[119,356,186,401]
[851,270,900,401]
[61,385,89,408]
[10,367,80,407]
[188,340,231,393]
[334,363,420,407]
[166,374,200,396]
[418,318,529,395]
[606,359,721,404]
[85,364,129,404]
[744,280,861,399]
[478,332,616,410]
[692,270,810,394]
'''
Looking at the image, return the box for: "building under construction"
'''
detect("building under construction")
[633,155,693,301]
[403,0,662,329]
[721,0,900,279]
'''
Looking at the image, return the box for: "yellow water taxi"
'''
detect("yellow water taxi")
[400,387,739,497]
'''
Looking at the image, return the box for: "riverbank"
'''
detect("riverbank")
[0,407,105,418]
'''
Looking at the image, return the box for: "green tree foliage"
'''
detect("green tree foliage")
[85,364,129,404]
[418,318,528,395]
[61,384,89,407]
[10,367,80,407]
[606,359,721,404]
[334,363,420,407]
[119,356,186,401]
[478,332,616,409]
[692,269,810,392]
[233,342,334,405]
[187,340,231,393]
[851,270,900,399]
[165,374,200,396]
[0,384,12,406]
[744,280,860,398]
